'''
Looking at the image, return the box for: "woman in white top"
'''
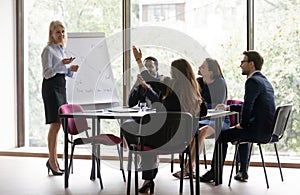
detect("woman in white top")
[41,20,79,176]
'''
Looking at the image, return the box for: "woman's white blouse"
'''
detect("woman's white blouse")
[41,44,73,79]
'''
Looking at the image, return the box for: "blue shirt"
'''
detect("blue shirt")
[41,44,73,79]
[197,76,230,130]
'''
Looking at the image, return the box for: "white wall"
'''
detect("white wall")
[0,0,17,148]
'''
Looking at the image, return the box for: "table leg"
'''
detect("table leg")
[97,118,101,179]
[119,119,125,180]
[90,118,96,180]
[63,118,69,188]
[214,117,223,185]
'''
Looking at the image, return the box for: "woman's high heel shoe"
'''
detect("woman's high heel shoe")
[46,160,63,176]
[58,164,65,172]
[138,180,155,194]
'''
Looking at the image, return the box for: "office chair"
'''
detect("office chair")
[126,112,197,195]
[59,103,126,189]
[228,104,293,188]
[170,99,243,177]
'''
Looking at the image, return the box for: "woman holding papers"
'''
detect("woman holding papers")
[121,46,203,194]
[41,20,79,176]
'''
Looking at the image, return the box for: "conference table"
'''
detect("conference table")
[59,107,236,194]
[59,107,156,188]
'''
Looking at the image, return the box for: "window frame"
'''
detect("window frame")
[13,0,300,168]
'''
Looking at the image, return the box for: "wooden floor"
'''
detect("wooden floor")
[0,155,299,195]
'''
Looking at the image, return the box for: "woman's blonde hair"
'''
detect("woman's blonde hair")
[164,58,202,116]
[47,20,67,47]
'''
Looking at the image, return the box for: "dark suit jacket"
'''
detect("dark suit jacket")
[230,71,275,143]
[128,73,162,107]
[140,70,181,112]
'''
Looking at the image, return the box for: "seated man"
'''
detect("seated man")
[124,56,162,178]
[128,56,162,108]
[200,50,276,182]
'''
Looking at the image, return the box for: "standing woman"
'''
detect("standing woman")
[41,20,79,176]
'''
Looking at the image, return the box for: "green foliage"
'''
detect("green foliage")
[207,0,300,153]
[255,1,300,152]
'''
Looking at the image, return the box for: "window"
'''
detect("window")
[131,0,300,162]
[142,3,185,22]
[134,0,247,99]
[24,0,122,147]
[18,0,300,163]
[254,0,300,159]
[131,0,247,158]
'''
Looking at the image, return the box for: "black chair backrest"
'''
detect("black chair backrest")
[272,104,293,140]
[139,112,198,153]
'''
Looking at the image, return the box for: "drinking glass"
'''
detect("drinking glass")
[139,102,147,112]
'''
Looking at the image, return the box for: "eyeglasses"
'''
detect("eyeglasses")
[241,60,250,65]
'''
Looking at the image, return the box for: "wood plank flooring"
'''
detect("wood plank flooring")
[0,156,299,195]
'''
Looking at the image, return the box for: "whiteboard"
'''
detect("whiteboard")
[65,32,119,105]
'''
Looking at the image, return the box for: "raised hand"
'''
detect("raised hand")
[132,45,142,61]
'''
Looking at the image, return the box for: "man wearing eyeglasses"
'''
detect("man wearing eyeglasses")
[128,56,163,108]
[200,50,276,183]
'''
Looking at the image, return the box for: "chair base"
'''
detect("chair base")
[228,142,284,189]
[126,146,194,195]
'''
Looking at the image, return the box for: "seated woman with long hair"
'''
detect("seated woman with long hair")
[173,58,230,179]
[121,46,203,194]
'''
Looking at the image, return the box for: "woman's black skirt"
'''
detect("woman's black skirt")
[42,74,67,124]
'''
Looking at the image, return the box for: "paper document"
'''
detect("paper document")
[207,109,226,113]
[82,109,104,113]
[108,107,139,113]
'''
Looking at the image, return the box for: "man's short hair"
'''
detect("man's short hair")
[243,51,264,70]
[144,56,158,68]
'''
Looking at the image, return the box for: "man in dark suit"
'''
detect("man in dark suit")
[200,50,276,182]
[128,56,162,107]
